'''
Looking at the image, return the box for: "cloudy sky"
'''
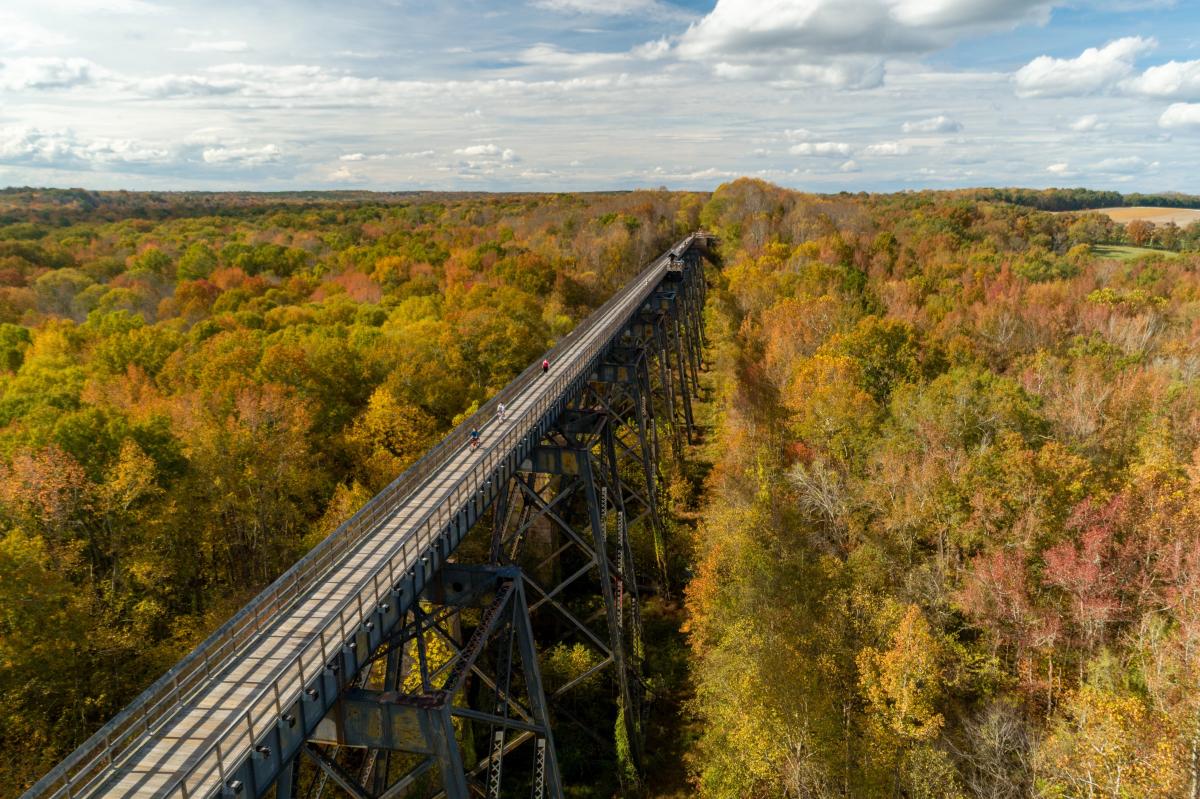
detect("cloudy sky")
[1,0,1197,192]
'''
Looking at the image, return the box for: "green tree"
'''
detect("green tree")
[176,243,217,281]
[0,324,32,372]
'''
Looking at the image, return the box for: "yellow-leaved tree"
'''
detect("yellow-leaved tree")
[1037,685,1186,799]
[858,605,963,798]
[858,604,945,743]
[346,386,441,491]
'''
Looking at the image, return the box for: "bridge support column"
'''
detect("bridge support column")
[652,320,685,459]
[301,566,562,799]
[670,309,696,441]
[578,452,640,784]
[645,275,705,458]
[490,407,653,792]
[275,756,299,799]
[593,347,669,588]
[681,253,707,383]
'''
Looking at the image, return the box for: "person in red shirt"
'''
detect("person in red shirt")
[541,359,549,374]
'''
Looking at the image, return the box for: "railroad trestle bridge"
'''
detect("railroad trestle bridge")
[24,233,716,799]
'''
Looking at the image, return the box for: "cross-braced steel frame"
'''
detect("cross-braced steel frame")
[273,249,710,799]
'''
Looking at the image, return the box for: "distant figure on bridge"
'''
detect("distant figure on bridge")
[469,427,480,450]
[542,359,550,374]
[497,402,507,422]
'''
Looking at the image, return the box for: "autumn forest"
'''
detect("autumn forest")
[3,181,1200,797]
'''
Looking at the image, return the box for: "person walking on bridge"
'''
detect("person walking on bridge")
[496,402,507,422]
[542,358,550,374]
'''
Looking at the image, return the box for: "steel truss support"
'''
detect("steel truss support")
[491,408,644,788]
[276,244,711,799]
[299,565,562,799]
[592,346,668,588]
[633,259,703,462]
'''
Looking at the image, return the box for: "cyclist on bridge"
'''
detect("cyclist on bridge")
[497,402,507,422]
[469,427,481,450]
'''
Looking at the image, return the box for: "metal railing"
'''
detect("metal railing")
[25,233,698,799]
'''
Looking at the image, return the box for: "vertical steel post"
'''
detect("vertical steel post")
[602,422,646,706]
[653,322,683,459]
[681,265,704,392]
[578,452,639,780]
[513,580,564,799]
[434,707,470,799]
[485,615,516,799]
[490,478,510,565]
[274,756,299,799]
[670,309,696,441]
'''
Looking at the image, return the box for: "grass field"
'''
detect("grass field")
[1090,244,1181,260]
[1092,207,1200,225]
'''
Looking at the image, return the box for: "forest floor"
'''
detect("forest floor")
[640,596,696,798]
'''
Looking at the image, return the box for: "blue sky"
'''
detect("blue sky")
[1,0,1199,192]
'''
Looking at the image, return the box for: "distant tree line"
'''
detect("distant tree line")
[0,187,594,226]
[972,187,1200,211]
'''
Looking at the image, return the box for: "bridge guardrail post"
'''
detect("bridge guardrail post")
[215,732,228,794]
[245,709,257,770]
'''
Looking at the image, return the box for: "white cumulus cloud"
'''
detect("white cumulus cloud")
[0,126,172,167]
[518,43,628,70]
[1069,114,1106,131]
[789,141,851,156]
[709,57,885,89]
[1126,59,1200,100]
[678,0,1075,89]
[201,143,281,166]
[134,74,242,97]
[863,141,911,156]
[328,165,362,182]
[1159,102,1200,129]
[1094,155,1157,174]
[0,56,99,90]
[1013,36,1155,98]
[901,115,962,133]
[454,143,519,162]
[455,143,499,156]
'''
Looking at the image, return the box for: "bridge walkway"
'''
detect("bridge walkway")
[45,238,697,799]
